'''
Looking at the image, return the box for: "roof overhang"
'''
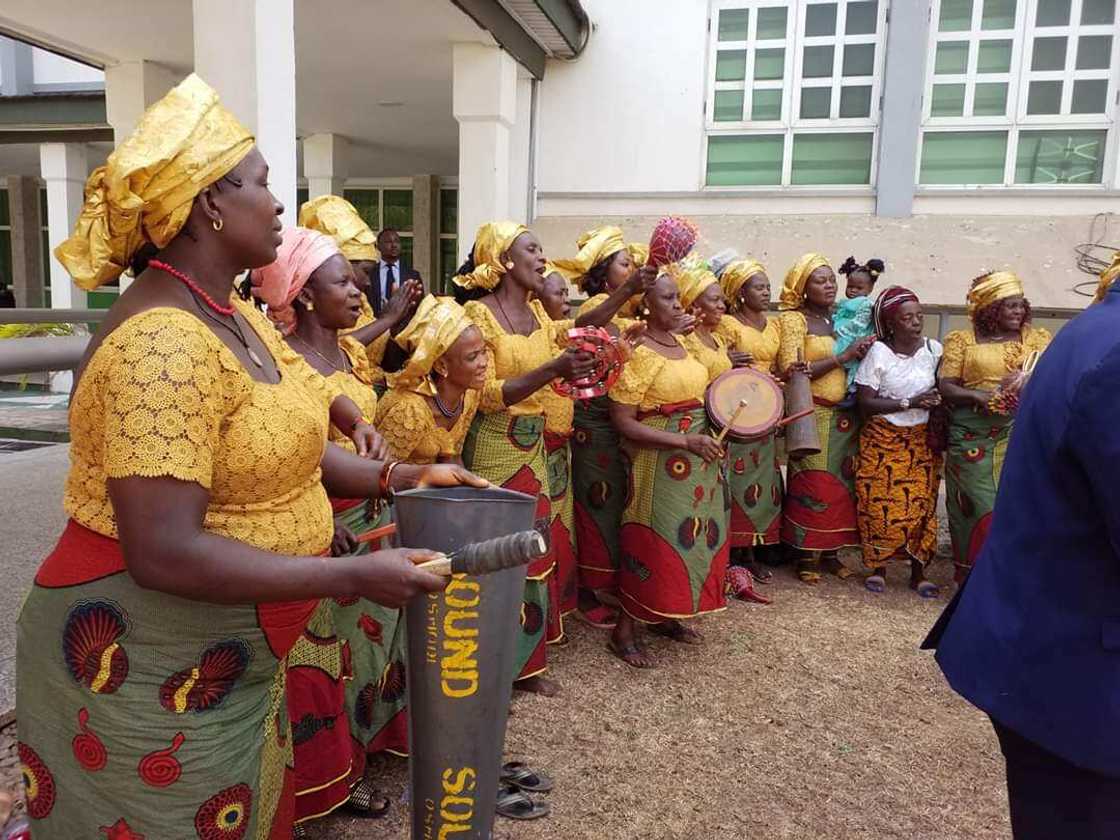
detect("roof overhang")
[451,0,588,78]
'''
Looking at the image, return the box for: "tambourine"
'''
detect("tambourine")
[551,326,626,400]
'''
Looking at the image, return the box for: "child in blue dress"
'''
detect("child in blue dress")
[833,256,885,405]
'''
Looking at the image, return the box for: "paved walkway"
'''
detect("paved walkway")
[0,391,69,442]
[0,444,69,725]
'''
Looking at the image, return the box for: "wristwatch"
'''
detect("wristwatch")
[899,398,911,411]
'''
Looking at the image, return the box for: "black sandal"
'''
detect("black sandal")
[342,778,391,819]
[501,761,554,793]
[496,784,550,820]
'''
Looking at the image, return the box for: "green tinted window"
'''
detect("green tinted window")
[0,189,10,226]
[1015,129,1106,184]
[754,48,785,80]
[936,41,970,74]
[757,7,787,39]
[706,135,784,185]
[343,189,379,228]
[973,82,1008,115]
[751,89,782,120]
[715,90,746,121]
[920,131,1008,183]
[383,190,413,231]
[845,1,878,34]
[1070,78,1108,113]
[805,3,837,35]
[940,0,974,30]
[839,85,872,117]
[931,83,967,116]
[439,238,459,293]
[800,87,831,118]
[790,133,873,184]
[981,0,1016,28]
[842,43,875,76]
[977,39,1012,72]
[716,50,748,81]
[440,189,457,236]
[1036,0,1071,25]
[719,8,750,41]
[1081,0,1115,23]
[802,45,835,77]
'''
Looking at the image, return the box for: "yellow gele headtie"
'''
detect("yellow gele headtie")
[552,226,628,287]
[55,73,254,290]
[669,257,719,309]
[967,271,1025,317]
[389,295,475,395]
[779,253,830,311]
[452,221,530,291]
[298,195,380,262]
[718,258,767,304]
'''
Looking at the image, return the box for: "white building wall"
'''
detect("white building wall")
[536,0,707,194]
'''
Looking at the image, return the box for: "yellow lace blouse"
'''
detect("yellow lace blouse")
[374,388,479,463]
[609,340,710,411]
[681,331,732,384]
[321,336,378,454]
[464,298,571,417]
[717,314,781,374]
[577,293,639,329]
[940,326,1053,391]
[777,311,847,405]
[65,307,334,557]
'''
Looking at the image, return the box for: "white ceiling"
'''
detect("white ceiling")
[0,0,500,177]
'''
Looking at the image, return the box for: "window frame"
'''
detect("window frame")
[703,0,889,189]
[918,0,1120,189]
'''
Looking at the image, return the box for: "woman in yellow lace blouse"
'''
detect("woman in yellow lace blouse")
[776,253,876,583]
[298,193,422,390]
[375,295,486,464]
[452,221,643,694]
[252,225,410,828]
[607,272,728,668]
[712,257,785,580]
[557,228,654,629]
[14,75,483,840]
[938,271,1052,582]
[536,269,582,622]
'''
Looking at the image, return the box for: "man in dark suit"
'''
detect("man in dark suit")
[368,228,422,316]
[929,283,1120,838]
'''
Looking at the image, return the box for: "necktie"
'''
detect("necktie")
[385,263,396,302]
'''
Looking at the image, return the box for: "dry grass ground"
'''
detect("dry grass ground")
[0,558,1009,840]
[312,553,1009,840]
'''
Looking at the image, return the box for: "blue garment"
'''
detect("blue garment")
[832,296,874,390]
[932,288,1120,777]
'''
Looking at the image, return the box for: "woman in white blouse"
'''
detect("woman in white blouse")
[854,287,944,597]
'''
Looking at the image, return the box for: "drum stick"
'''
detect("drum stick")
[412,530,547,576]
[356,523,398,545]
[704,398,749,470]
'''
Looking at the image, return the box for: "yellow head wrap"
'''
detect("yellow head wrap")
[718,258,767,304]
[779,253,830,311]
[298,195,380,262]
[628,242,649,268]
[967,271,1025,317]
[1092,252,1120,304]
[670,258,719,309]
[552,226,628,287]
[388,295,475,396]
[55,73,254,290]
[452,221,530,291]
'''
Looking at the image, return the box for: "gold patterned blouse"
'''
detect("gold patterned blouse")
[777,311,847,405]
[609,340,710,411]
[374,388,479,463]
[65,306,334,557]
[577,293,639,329]
[940,326,1052,391]
[717,314,781,374]
[681,331,732,384]
[464,298,571,416]
[322,336,378,454]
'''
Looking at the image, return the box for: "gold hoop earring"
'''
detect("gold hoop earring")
[212,218,224,232]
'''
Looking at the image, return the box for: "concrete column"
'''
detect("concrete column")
[193,0,297,226]
[508,74,533,224]
[303,133,349,199]
[105,61,179,144]
[0,36,33,96]
[874,2,931,218]
[452,43,517,262]
[6,176,44,308]
[39,143,88,309]
[411,174,440,288]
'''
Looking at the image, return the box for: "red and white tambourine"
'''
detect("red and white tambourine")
[551,327,626,400]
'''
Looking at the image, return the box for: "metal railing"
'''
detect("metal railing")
[0,303,1090,378]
